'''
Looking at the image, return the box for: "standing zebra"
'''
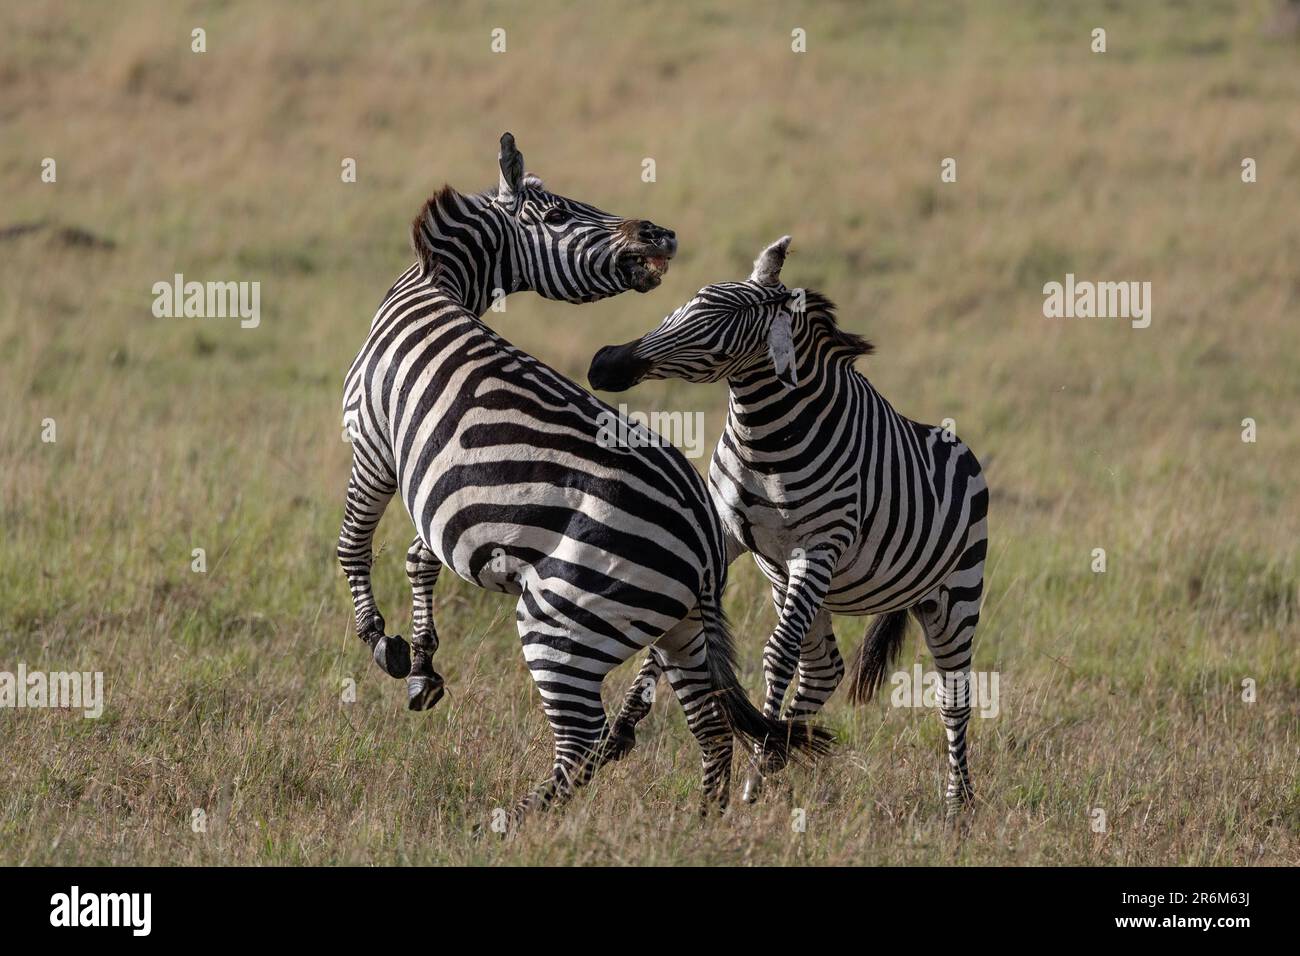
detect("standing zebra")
[339,140,829,822]
[588,236,989,815]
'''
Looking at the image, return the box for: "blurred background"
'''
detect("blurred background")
[1,1,1296,864]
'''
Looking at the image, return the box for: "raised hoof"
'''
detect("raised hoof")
[741,772,764,804]
[407,671,445,711]
[373,634,412,679]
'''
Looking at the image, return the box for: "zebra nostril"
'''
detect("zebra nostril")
[637,222,671,245]
[636,223,676,256]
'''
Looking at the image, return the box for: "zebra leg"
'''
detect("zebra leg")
[787,610,844,719]
[741,582,787,803]
[405,535,445,711]
[744,549,840,802]
[743,609,839,802]
[652,614,735,815]
[509,608,622,828]
[912,536,987,816]
[761,546,840,720]
[337,462,410,678]
[605,532,741,758]
[607,654,661,760]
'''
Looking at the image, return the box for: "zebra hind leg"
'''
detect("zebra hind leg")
[653,614,734,815]
[606,652,663,760]
[404,535,445,711]
[913,537,987,817]
[508,608,624,830]
[337,465,410,678]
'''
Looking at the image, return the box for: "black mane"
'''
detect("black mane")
[802,290,874,358]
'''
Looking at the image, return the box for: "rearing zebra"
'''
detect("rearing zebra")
[338,140,829,823]
[588,236,989,815]
[340,132,676,688]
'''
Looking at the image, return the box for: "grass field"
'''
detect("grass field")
[1,0,1297,865]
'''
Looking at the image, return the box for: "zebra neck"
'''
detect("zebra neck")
[413,191,520,317]
[726,354,870,453]
[426,266,509,316]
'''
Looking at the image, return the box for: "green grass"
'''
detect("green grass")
[0,0,1297,864]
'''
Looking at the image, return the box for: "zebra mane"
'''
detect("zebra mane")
[800,290,874,358]
[411,176,547,274]
[410,185,464,274]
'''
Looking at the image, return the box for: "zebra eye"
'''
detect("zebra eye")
[542,207,570,225]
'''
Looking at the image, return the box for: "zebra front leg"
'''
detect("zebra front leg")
[338,464,410,678]
[607,653,663,760]
[743,610,840,803]
[913,536,987,816]
[744,547,841,802]
[786,611,844,719]
[762,546,841,720]
[405,535,445,711]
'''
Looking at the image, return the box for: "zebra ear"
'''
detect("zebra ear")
[750,235,792,286]
[768,311,798,388]
[497,132,525,208]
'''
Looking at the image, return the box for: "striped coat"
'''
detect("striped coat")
[589,236,988,813]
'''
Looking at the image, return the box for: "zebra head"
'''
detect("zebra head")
[411,133,677,313]
[589,236,819,391]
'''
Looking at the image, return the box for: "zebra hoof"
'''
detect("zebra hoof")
[373,634,411,679]
[407,671,445,711]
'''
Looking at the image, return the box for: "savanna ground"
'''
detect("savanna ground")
[1,1,1297,865]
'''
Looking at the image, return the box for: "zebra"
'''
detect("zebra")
[340,132,677,685]
[338,139,830,823]
[587,236,989,815]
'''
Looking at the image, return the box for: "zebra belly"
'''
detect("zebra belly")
[399,452,710,650]
[717,493,967,617]
[821,547,957,615]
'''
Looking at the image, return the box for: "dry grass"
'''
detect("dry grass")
[0,0,1297,864]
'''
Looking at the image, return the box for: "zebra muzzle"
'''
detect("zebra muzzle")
[587,341,650,392]
[616,232,675,292]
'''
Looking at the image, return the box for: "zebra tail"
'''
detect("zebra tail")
[699,587,834,764]
[846,610,910,705]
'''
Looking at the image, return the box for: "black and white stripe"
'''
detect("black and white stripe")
[589,236,989,814]
[337,140,827,824]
